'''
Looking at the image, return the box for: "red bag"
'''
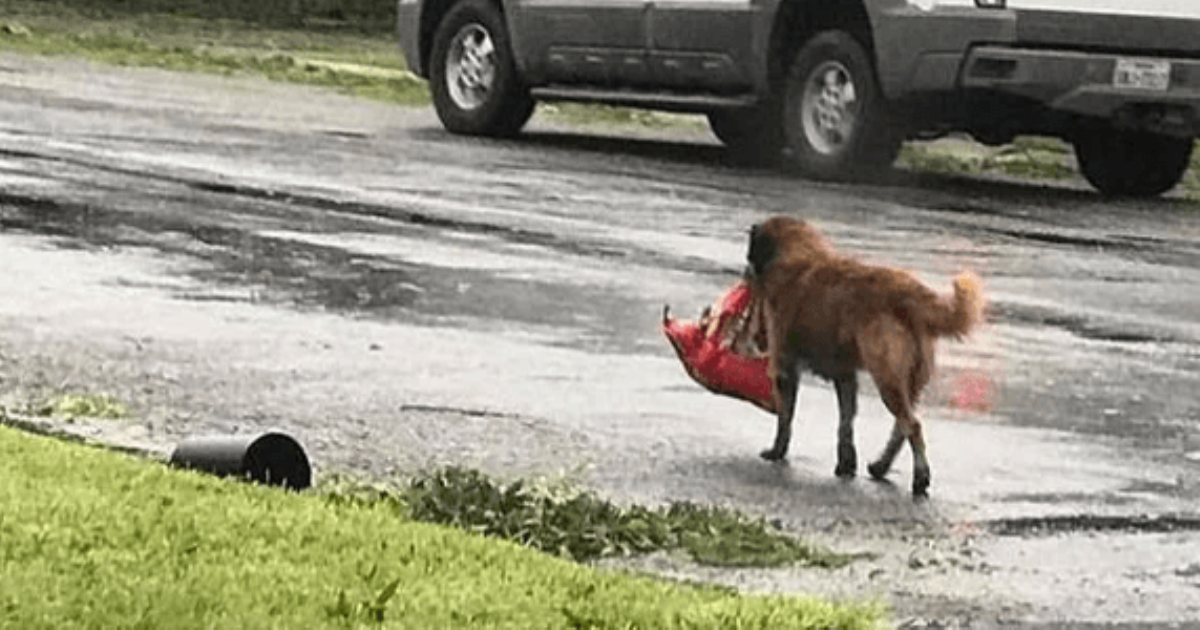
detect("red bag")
[662,282,776,414]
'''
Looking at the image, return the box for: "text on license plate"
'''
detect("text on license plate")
[1113,58,1171,91]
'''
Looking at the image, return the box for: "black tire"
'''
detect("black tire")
[429,0,534,137]
[707,107,784,166]
[1072,129,1194,197]
[782,31,901,181]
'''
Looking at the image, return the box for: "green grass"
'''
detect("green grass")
[0,423,883,629]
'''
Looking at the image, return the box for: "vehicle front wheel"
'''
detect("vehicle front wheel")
[1072,129,1194,197]
[429,0,534,137]
[782,30,901,181]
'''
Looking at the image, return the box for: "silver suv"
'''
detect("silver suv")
[399,0,1200,197]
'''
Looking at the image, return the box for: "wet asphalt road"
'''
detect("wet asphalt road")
[2,54,1200,625]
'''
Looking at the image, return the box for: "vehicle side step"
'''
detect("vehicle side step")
[530,86,757,113]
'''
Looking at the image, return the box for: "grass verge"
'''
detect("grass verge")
[0,3,428,105]
[899,135,1200,201]
[897,136,1075,182]
[0,422,884,628]
[31,0,398,34]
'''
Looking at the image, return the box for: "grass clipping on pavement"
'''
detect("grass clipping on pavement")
[331,466,864,569]
[0,425,883,629]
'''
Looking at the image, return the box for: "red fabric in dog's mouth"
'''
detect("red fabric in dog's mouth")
[661,282,775,414]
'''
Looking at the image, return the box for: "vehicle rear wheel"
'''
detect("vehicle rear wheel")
[1072,129,1194,197]
[429,0,534,137]
[707,107,784,166]
[782,30,901,181]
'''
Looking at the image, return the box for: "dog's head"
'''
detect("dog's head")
[746,216,827,281]
[745,222,777,281]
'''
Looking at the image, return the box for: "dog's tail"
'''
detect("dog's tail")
[927,271,985,339]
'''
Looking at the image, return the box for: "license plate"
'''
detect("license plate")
[1113,58,1171,91]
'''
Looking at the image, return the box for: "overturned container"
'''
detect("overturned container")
[170,431,312,491]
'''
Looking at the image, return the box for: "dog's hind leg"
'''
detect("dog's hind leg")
[869,391,931,496]
[861,322,932,495]
[904,335,935,496]
[890,416,931,497]
[867,423,904,481]
[833,375,858,477]
[761,360,800,462]
[906,418,932,497]
[862,320,907,481]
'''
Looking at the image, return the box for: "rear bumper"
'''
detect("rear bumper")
[961,46,1200,136]
[873,6,1200,136]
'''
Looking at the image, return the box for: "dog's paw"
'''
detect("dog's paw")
[835,445,857,478]
[759,448,787,462]
[912,469,931,497]
[866,460,890,480]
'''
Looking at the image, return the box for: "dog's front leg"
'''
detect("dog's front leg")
[833,375,858,477]
[761,362,799,461]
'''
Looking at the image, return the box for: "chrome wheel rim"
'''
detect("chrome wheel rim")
[446,23,496,111]
[801,61,859,156]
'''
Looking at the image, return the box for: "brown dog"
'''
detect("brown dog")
[743,216,984,496]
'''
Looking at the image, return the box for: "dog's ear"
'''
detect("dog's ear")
[746,223,776,280]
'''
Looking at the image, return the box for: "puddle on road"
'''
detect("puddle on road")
[986,513,1200,537]
[991,301,1185,345]
[987,225,1200,270]
[0,189,660,355]
[259,229,611,284]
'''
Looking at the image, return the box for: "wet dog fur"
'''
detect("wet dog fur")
[742,216,984,496]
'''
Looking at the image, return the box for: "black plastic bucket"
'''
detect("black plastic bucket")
[169,432,312,490]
